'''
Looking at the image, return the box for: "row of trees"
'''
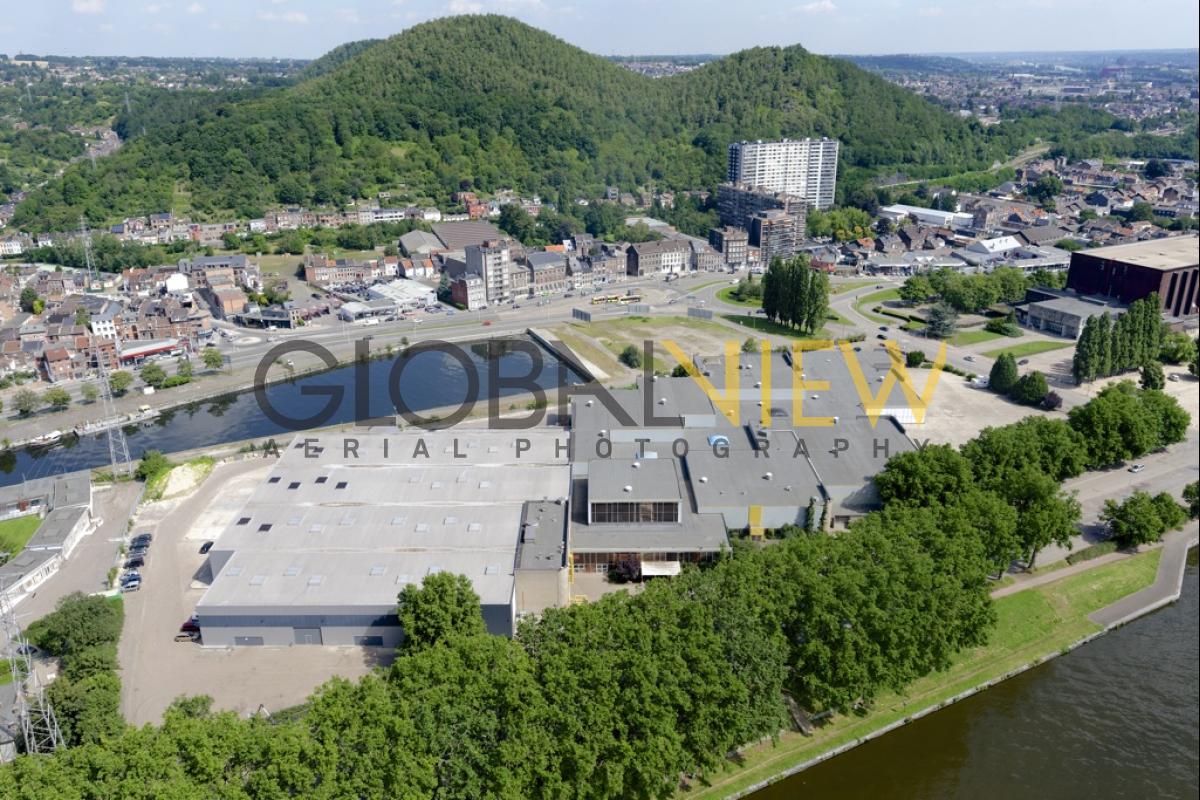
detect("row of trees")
[1071,295,1166,383]
[23,593,126,747]
[989,352,1055,408]
[1101,491,1190,548]
[760,255,831,334]
[899,266,1065,313]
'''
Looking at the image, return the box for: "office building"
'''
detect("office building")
[717,183,809,231]
[750,209,803,264]
[727,138,840,209]
[709,227,750,268]
[466,239,515,304]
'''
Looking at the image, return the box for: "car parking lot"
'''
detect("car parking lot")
[117,457,390,725]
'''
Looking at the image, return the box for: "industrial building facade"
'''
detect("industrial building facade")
[1065,236,1199,318]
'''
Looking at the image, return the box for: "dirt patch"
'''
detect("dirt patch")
[158,460,215,500]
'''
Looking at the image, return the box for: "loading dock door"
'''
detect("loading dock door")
[293,628,323,645]
[234,636,264,646]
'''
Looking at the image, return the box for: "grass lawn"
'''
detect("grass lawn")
[715,286,762,307]
[681,549,1162,800]
[950,329,1010,347]
[831,280,877,295]
[982,340,1073,360]
[555,328,623,377]
[721,314,829,341]
[853,288,902,324]
[0,515,41,559]
[0,659,12,686]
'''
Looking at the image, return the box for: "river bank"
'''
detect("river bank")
[682,528,1198,800]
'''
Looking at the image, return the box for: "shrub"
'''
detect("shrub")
[905,350,925,368]
[618,345,642,368]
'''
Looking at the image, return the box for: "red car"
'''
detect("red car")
[180,617,200,634]
[482,320,492,326]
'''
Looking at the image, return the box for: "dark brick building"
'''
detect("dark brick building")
[1066,237,1199,318]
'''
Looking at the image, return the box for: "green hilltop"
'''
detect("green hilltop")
[15,15,1004,230]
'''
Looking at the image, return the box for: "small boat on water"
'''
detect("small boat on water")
[72,406,160,437]
[28,430,64,447]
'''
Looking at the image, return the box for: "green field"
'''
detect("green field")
[853,287,903,324]
[982,340,1074,360]
[831,280,878,295]
[681,550,1162,800]
[715,286,761,307]
[721,314,830,341]
[0,515,41,560]
[950,329,1010,347]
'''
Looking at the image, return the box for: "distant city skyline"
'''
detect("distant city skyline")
[1,1,1198,61]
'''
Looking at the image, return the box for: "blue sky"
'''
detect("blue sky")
[2,0,1198,59]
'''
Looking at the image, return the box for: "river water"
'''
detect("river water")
[755,549,1199,800]
[0,337,582,487]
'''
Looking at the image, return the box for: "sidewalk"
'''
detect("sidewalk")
[990,523,1198,607]
[1089,525,1199,628]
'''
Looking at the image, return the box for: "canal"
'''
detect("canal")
[754,549,1199,799]
[0,336,583,486]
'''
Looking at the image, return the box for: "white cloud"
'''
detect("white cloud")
[799,0,837,13]
[72,0,107,13]
[335,7,362,23]
[449,0,485,12]
[918,5,944,16]
[257,9,309,23]
[187,2,205,13]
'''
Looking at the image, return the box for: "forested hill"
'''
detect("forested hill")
[13,15,1000,230]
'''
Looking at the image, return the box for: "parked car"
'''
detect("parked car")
[121,578,142,593]
[124,556,145,570]
[876,334,887,340]
[199,541,214,555]
[879,326,889,331]
[121,570,141,584]
[1168,373,1180,382]
[1129,464,1146,473]
[174,631,200,643]
[1018,359,1030,366]
[180,618,200,633]
[133,531,153,543]
[964,355,975,362]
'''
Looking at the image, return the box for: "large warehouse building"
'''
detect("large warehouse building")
[1065,236,1199,318]
[195,430,569,647]
[195,341,926,646]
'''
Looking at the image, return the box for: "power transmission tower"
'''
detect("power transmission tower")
[80,215,96,290]
[89,335,132,479]
[1,585,65,755]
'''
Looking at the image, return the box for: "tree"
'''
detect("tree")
[202,347,225,371]
[140,361,167,389]
[43,386,72,410]
[741,337,758,354]
[926,302,958,339]
[1140,360,1164,390]
[1009,370,1048,406]
[108,370,133,395]
[988,352,1019,395]
[1026,174,1064,207]
[75,306,91,327]
[1102,491,1166,548]
[81,383,99,403]
[397,571,487,652]
[1042,391,1063,411]
[176,358,194,379]
[618,344,641,368]
[905,350,925,368]
[1006,468,1080,568]
[899,275,931,304]
[1160,332,1197,365]
[874,445,974,508]
[19,286,39,312]
[1183,481,1200,519]
[135,449,174,482]
[12,387,39,416]
[1144,159,1169,179]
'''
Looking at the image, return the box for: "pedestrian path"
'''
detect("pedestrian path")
[1089,525,1199,628]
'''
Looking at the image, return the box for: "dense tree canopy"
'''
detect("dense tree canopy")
[12,16,1014,230]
